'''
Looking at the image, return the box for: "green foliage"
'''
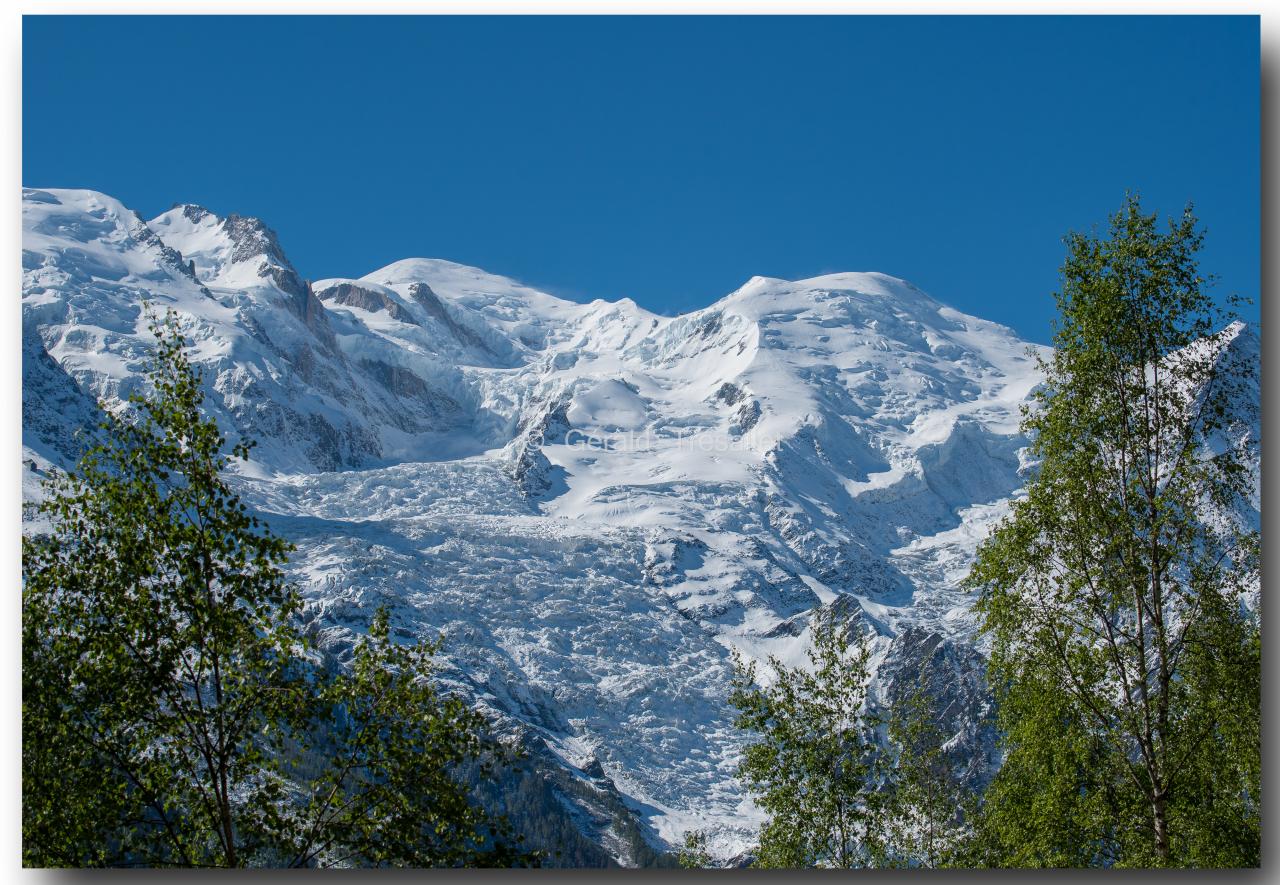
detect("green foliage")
[966,194,1260,868]
[677,829,712,869]
[277,608,532,868]
[463,753,615,868]
[880,683,970,868]
[22,311,531,868]
[962,671,1125,867]
[729,608,883,868]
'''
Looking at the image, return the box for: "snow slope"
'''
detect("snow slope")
[21,186,1260,864]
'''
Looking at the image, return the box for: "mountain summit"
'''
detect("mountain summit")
[21,187,1259,865]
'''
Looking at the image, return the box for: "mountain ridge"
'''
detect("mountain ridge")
[22,186,1259,864]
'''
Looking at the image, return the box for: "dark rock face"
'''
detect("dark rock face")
[294,282,339,351]
[128,213,206,287]
[466,728,676,868]
[731,400,761,434]
[715,382,746,405]
[507,396,573,499]
[179,204,211,224]
[172,211,339,349]
[512,445,568,501]
[712,382,760,435]
[356,358,463,422]
[261,263,308,300]
[697,312,723,340]
[875,626,999,789]
[222,214,298,283]
[21,338,103,468]
[359,358,431,399]
[408,281,444,312]
[211,362,384,472]
[321,282,418,325]
[515,395,572,447]
[408,282,494,353]
[217,213,339,345]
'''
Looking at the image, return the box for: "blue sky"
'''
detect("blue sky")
[24,15,1259,343]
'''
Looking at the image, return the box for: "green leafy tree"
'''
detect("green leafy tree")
[23,311,532,868]
[729,607,883,868]
[676,829,712,869]
[881,683,969,868]
[966,195,1260,867]
[278,608,531,868]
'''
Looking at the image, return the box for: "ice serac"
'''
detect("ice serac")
[21,186,1260,865]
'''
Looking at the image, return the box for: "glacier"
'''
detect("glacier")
[21,186,1259,865]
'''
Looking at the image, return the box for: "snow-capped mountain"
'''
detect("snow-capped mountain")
[21,187,1259,865]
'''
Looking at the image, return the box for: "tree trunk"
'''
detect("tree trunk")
[1152,794,1169,864]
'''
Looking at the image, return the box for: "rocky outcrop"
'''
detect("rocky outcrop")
[409,282,494,353]
[876,626,998,789]
[322,281,418,324]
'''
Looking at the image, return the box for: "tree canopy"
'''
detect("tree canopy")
[22,311,533,868]
[966,194,1260,867]
[728,608,884,868]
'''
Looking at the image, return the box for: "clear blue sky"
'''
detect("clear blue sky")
[24,15,1259,343]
